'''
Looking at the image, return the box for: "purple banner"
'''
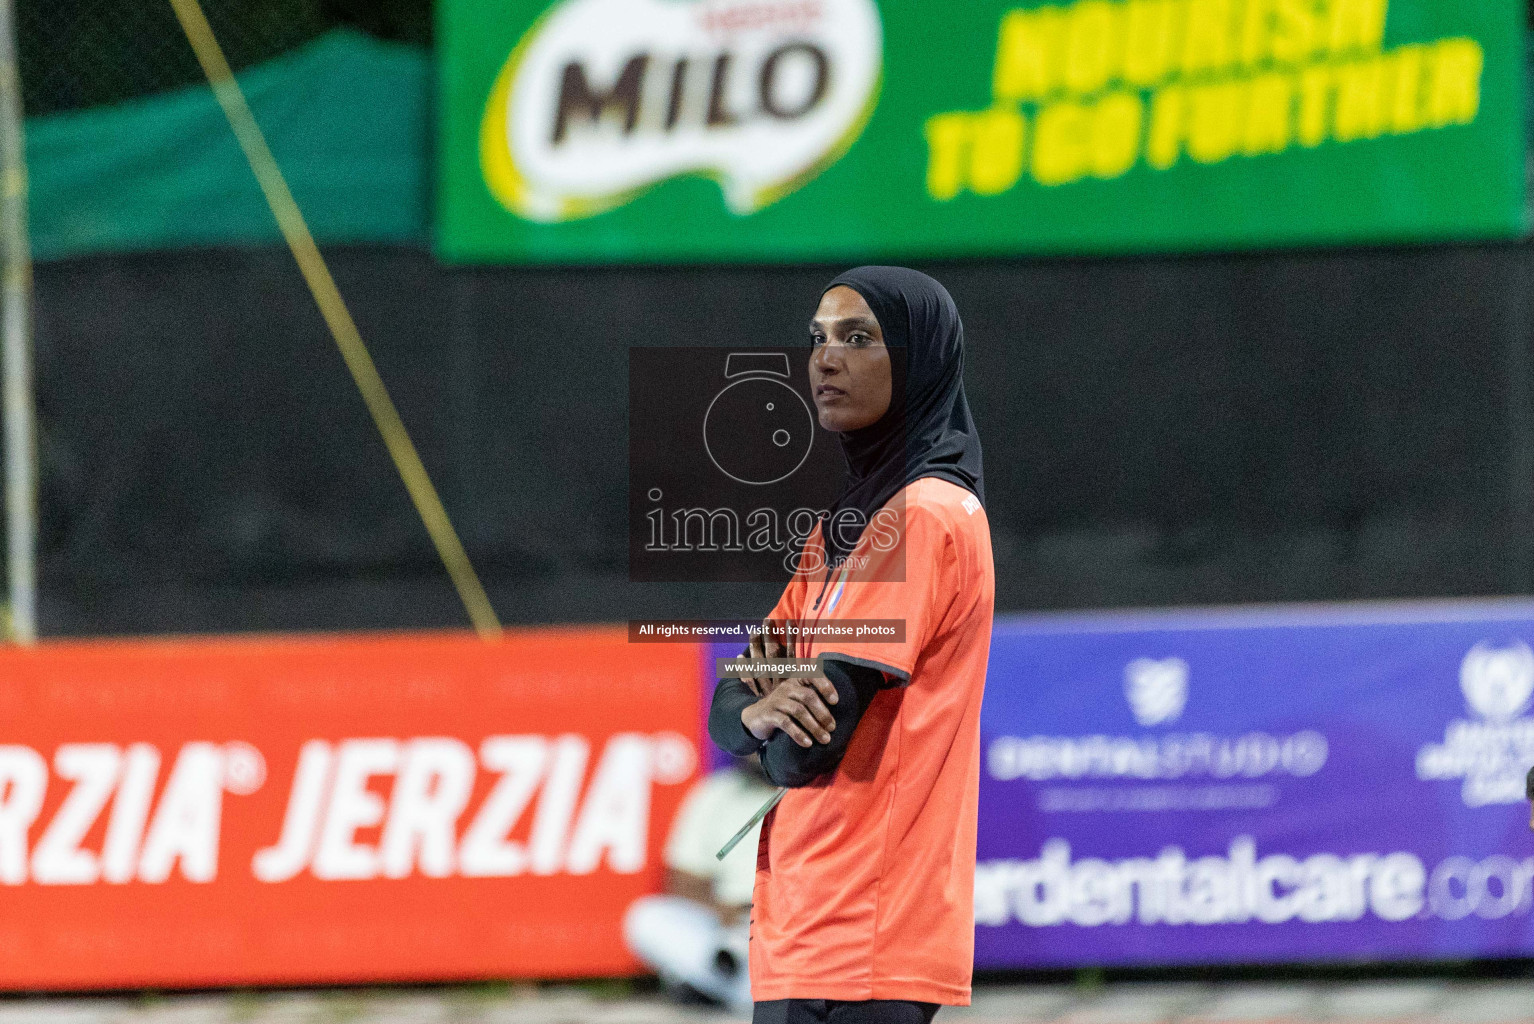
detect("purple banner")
[976,599,1534,967]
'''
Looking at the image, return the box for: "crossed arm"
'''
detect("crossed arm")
[708,656,885,788]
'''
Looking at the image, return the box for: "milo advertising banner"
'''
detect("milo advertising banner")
[437,0,1524,262]
[976,600,1534,967]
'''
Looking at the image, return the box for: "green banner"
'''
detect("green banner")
[437,0,1525,263]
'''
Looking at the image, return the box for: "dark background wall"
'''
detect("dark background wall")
[19,0,431,116]
[32,243,1534,636]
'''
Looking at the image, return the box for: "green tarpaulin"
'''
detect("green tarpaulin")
[27,29,429,262]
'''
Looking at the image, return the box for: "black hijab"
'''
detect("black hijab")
[818,266,984,565]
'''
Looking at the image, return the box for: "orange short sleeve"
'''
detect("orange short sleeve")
[805,502,956,681]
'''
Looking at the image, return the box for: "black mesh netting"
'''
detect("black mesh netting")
[18,0,431,117]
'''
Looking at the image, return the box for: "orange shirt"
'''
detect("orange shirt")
[749,477,995,1006]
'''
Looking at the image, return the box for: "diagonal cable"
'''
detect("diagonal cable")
[167,0,502,639]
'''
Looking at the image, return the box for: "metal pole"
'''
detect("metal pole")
[0,0,35,645]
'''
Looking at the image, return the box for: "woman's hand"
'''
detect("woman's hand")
[741,618,790,697]
[741,676,840,747]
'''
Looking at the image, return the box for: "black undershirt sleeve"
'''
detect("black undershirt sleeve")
[760,658,885,788]
[706,659,888,785]
[708,676,766,758]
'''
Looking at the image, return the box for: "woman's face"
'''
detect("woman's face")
[809,286,892,432]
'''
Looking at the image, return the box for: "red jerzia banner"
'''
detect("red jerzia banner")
[0,629,702,989]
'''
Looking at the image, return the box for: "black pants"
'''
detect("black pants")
[752,999,940,1024]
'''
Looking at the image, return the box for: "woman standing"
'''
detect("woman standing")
[709,267,994,1024]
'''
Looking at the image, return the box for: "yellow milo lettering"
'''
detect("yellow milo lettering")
[1146,85,1187,168]
[1269,0,1321,65]
[1387,45,1426,134]
[969,108,1029,194]
[1326,0,1388,57]
[1241,73,1294,155]
[1332,57,1387,141]
[994,6,1065,102]
[939,0,1479,194]
[1032,100,1091,184]
[1237,0,1273,69]
[1181,0,1237,78]
[1187,80,1242,162]
[1296,65,1333,146]
[1123,0,1177,86]
[1065,1,1121,96]
[924,112,972,201]
[1090,92,1145,176]
[1425,38,1482,128]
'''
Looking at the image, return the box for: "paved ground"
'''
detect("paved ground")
[0,983,1529,1024]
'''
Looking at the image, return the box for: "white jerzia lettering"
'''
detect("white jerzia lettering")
[252,732,693,882]
[457,736,547,877]
[0,733,691,886]
[1,741,261,886]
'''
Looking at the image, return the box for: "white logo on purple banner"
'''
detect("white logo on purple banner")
[1417,640,1534,807]
[1124,657,1189,727]
[987,653,1328,807]
[1461,640,1534,722]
